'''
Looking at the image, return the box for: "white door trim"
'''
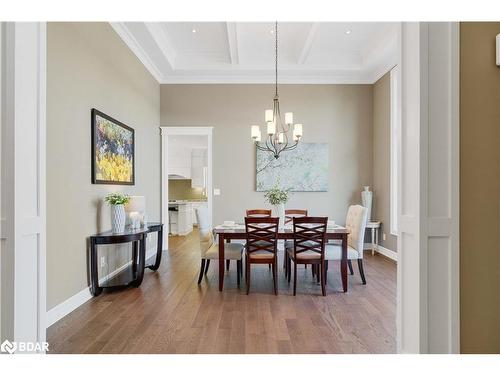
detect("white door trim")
[398,22,460,353]
[1,22,47,348]
[160,126,213,250]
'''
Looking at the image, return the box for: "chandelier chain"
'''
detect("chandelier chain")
[275,21,278,97]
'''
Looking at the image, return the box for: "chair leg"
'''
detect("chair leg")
[325,260,329,283]
[246,259,251,295]
[311,263,315,278]
[316,264,320,283]
[237,260,241,287]
[226,259,230,271]
[293,262,298,296]
[320,262,326,296]
[287,256,291,283]
[204,259,210,275]
[348,259,354,275]
[357,259,366,285]
[197,259,206,284]
[272,260,278,295]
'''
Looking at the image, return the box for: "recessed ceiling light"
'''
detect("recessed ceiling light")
[192,29,197,33]
[345,30,352,35]
[270,29,274,34]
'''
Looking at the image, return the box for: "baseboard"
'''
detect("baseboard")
[363,243,398,262]
[46,248,157,328]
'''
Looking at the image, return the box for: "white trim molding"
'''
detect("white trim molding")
[1,22,47,348]
[160,126,214,251]
[398,22,459,354]
[363,244,398,262]
[46,248,157,328]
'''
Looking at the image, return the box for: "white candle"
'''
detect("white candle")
[255,129,262,142]
[267,121,276,135]
[251,125,260,139]
[294,123,303,139]
[265,109,273,123]
[278,133,284,144]
[285,112,293,125]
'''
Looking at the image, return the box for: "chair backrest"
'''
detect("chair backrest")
[345,205,368,257]
[292,217,328,260]
[244,217,279,257]
[285,209,308,224]
[246,209,272,218]
[195,207,213,256]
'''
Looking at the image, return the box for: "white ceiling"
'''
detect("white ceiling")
[111,22,399,84]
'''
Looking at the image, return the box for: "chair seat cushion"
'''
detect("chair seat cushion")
[204,243,243,260]
[286,248,321,260]
[284,240,320,249]
[247,250,275,259]
[324,244,360,260]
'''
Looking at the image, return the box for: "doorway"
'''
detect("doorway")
[160,127,213,250]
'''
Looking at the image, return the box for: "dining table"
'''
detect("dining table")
[214,224,350,292]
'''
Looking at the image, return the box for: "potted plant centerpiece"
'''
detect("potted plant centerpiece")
[104,192,130,233]
[264,182,290,228]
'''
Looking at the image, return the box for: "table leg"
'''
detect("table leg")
[219,233,225,292]
[90,239,102,297]
[371,227,375,256]
[132,241,138,274]
[341,234,348,293]
[147,226,163,271]
[132,235,146,287]
[375,228,379,254]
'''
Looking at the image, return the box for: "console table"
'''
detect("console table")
[89,222,163,296]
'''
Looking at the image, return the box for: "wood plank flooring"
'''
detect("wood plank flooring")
[47,230,396,353]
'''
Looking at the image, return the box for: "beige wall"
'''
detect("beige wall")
[160,84,373,226]
[47,23,160,310]
[169,180,206,201]
[372,72,397,251]
[460,22,500,353]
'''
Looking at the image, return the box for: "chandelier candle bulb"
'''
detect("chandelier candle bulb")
[278,133,284,144]
[285,112,293,125]
[265,109,274,123]
[294,123,303,138]
[251,125,260,139]
[255,130,262,142]
[267,121,276,135]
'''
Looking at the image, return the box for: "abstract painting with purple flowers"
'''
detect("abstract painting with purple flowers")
[91,109,134,185]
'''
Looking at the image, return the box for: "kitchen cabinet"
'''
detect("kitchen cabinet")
[168,202,194,236]
[191,201,208,225]
[191,148,207,188]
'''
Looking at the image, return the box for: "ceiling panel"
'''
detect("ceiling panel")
[111,21,399,83]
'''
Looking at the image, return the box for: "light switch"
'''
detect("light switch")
[214,188,221,196]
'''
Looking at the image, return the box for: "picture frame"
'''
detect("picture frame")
[91,108,135,185]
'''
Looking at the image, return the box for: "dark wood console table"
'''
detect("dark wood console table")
[89,222,163,296]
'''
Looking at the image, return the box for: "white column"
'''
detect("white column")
[398,22,459,353]
[1,22,47,349]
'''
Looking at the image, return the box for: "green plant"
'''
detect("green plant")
[104,192,130,206]
[264,183,290,206]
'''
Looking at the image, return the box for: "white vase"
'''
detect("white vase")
[275,203,286,228]
[361,186,372,224]
[111,204,126,233]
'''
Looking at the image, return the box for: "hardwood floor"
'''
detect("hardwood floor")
[47,230,396,354]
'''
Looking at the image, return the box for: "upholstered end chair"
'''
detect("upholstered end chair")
[325,205,368,284]
[195,207,243,285]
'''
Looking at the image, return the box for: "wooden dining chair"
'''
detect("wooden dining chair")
[286,217,328,296]
[284,209,308,224]
[246,209,272,217]
[244,216,279,295]
[284,209,308,270]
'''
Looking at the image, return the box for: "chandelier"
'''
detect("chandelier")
[251,21,303,159]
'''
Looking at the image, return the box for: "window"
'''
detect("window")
[390,65,400,236]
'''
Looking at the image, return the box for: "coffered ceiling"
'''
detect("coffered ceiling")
[111,22,399,84]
